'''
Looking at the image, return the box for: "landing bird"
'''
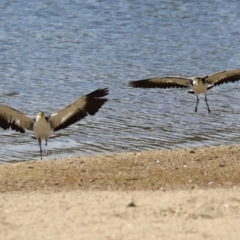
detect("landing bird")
[129,68,240,113]
[0,88,109,159]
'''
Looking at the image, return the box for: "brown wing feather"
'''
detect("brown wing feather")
[0,105,34,133]
[49,88,109,132]
[129,77,191,89]
[205,68,240,86]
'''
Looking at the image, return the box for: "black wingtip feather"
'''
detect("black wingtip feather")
[85,99,108,116]
[129,80,151,88]
[129,79,189,89]
[85,88,109,116]
[86,88,109,98]
[213,74,240,86]
[0,116,25,133]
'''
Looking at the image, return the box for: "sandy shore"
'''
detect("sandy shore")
[1,144,240,239]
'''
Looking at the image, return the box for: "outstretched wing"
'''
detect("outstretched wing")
[129,77,192,89]
[49,88,109,132]
[205,68,240,86]
[0,105,34,133]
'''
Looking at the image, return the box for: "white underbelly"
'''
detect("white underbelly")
[33,120,52,140]
[191,83,208,94]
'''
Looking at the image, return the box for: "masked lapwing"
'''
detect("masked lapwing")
[0,88,109,160]
[129,68,240,113]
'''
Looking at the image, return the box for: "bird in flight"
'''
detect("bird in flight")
[0,88,109,160]
[129,68,240,113]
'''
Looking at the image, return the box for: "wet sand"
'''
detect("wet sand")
[1,144,240,239]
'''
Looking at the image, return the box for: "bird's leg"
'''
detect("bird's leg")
[45,139,48,156]
[38,138,42,160]
[205,94,211,114]
[194,95,199,112]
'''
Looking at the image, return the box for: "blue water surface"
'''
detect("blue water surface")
[1,0,240,163]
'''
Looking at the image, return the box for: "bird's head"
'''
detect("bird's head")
[36,111,45,121]
[192,77,202,86]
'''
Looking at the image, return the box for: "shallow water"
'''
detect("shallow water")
[1,0,240,163]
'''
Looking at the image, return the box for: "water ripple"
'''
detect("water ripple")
[1,0,240,163]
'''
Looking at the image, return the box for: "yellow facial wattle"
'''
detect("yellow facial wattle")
[193,78,201,86]
[36,112,44,120]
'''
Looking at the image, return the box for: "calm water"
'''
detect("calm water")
[1,0,240,163]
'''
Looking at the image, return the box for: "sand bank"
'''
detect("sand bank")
[1,145,240,239]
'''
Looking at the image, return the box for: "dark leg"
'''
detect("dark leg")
[205,94,211,114]
[45,139,48,156]
[195,95,199,112]
[38,138,42,160]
